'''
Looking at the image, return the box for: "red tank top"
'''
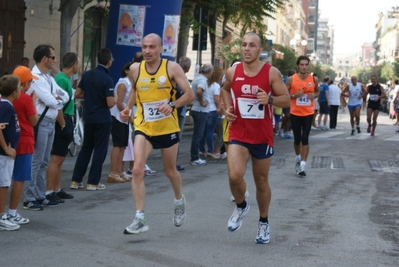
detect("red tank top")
[229,63,273,145]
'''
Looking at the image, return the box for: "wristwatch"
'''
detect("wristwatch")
[268,96,274,105]
[168,101,176,111]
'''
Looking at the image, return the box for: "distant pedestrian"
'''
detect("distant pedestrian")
[328,79,341,129]
[366,75,386,136]
[317,76,330,130]
[341,76,366,135]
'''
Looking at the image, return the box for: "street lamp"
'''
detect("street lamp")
[290,33,307,55]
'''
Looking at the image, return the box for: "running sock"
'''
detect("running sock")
[45,190,54,195]
[8,209,17,217]
[237,200,247,210]
[259,216,268,223]
[135,210,145,219]
[174,197,183,206]
[296,155,301,162]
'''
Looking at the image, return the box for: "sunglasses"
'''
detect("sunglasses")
[47,56,56,60]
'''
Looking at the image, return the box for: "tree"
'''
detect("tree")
[176,0,285,64]
[271,44,296,75]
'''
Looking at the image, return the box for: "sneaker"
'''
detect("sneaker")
[190,159,207,166]
[322,125,329,131]
[23,201,43,211]
[0,214,20,231]
[283,132,294,139]
[7,212,29,225]
[255,221,270,244]
[36,198,59,207]
[56,189,74,199]
[124,216,149,234]
[70,181,84,190]
[220,152,227,159]
[311,126,318,130]
[144,165,157,176]
[351,129,355,136]
[46,192,65,204]
[122,171,132,179]
[86,183,106,191]
[356,126,361,134]
[295,161,301,173]
[278,131,285,138]
[371,131,375,136]
[227,203,250,232]
[367,125,371,133]
[144,169,157,176]
[107,173,126,183]
[121,173,131,181]
[176,165,185,171]
[297,162,306,177]
[229,191,249,202]
[174,194,186,227]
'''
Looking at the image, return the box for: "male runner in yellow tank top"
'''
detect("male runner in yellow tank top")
[120,33,194,235]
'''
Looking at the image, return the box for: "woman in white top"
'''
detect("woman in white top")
[328,80,341,129]
[108,62,133,183]
[199,66,223,158]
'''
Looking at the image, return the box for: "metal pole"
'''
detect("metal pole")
[196,7,202,67]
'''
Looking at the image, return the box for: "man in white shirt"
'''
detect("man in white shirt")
[23,45,69,210]
[393,80,399,129]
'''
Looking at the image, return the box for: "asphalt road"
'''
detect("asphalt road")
[1,108,399,267]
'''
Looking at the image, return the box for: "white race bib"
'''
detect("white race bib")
[369,94,378,101]
[237,97,264,119]
[143,99,169,122]
[296,94,311,106]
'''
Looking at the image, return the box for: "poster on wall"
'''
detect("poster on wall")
[116,4,146,46]
[162,15,180,57]
[0,35,3,58]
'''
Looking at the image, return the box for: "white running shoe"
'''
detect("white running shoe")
[190,159,207,166]
[255,221,270,244]
[124,216,149,234]
[173,194,186,227]
[0,214,20,231]
[7,212,29,225]
[297,161,306,177]
[227,203,250,232]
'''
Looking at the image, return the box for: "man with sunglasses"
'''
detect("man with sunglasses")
[23,45,69,210]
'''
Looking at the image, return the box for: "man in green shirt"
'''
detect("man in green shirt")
[45,52,79,202]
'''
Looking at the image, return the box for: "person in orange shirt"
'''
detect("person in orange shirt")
[285,56,319,177]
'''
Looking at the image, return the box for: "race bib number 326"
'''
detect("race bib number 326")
[143,99,169,122]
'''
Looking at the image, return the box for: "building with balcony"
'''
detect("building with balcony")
[373,9,399,65]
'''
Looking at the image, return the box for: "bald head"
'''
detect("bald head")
[143,33,162,46]
[243,32,262,47]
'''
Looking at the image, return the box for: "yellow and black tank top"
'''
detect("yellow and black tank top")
[134,59,179,136]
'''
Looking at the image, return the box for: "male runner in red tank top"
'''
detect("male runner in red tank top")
[221,32,290,244]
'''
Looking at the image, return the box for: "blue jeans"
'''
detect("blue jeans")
[199,110,218,154]
[24,117,55,202]
[190,110,208,161]
[72,122,111,185]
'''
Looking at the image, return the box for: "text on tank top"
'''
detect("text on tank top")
[290,73,315,116]
[134,59,179,135]
[230,63,274,145]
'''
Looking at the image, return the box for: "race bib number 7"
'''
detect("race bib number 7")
[143,99,169,122]
[237,97,264,119]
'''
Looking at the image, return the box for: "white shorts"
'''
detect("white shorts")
[0,155,15,187]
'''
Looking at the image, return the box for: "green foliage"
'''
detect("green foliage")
[221,38,242,67]
[271,44,296,75]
